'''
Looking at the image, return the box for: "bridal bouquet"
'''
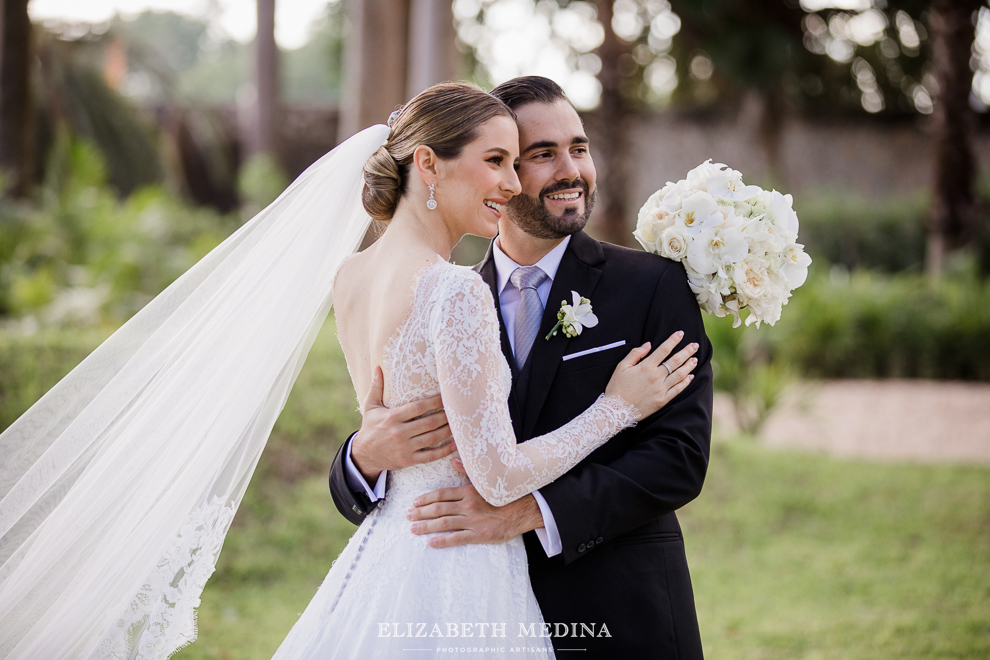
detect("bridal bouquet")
[633,160,812,328]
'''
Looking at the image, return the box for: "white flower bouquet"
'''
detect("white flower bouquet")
[633,160,812,327]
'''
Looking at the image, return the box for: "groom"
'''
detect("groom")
[329,76,713,657]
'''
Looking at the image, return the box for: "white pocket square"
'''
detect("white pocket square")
[562,340,627,362]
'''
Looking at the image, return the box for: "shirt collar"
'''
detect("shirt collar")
[492,234,572,295]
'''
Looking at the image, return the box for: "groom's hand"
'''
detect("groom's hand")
[351,365,454,483]
[407,482,544,548]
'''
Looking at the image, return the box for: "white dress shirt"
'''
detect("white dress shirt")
[345,235,572,557]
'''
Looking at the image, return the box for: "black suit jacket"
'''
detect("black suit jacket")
[329,231,713,658]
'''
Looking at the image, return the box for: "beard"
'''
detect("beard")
[506,178,597,240]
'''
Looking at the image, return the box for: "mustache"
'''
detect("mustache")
[539,178,590,200]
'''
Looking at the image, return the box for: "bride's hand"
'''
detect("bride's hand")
[604,331,699,421]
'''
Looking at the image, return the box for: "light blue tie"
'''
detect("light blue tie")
[510,266,549,369]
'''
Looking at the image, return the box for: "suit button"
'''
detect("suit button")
[586,539,595,549]
[577,543,586,553]
[351,505,362,514]
[596,537,604,544]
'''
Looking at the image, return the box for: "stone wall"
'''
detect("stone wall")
[613,111,990,204]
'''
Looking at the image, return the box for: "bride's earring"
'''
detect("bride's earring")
[427,184,438,210]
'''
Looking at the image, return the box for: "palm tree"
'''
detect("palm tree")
[252,0,279,157]
[589,0,635,247]
[926,0,983,276]
[0,0,34,198]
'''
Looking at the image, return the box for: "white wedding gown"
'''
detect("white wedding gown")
[270,259,637,659]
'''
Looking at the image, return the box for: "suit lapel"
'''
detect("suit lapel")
[522,231,605,438]
[475,241,523,439]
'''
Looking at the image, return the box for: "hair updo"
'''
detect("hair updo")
[362,82,515,222]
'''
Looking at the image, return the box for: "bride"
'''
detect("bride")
[0,82,695,659]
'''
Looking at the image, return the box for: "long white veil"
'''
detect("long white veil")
[0,124,390,659]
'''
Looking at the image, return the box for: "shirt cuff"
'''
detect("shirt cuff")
[531,490,562,558]
[344,434,388,502]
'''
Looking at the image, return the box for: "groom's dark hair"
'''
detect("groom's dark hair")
[490,76,571,111]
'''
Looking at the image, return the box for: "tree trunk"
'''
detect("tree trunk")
[926,0,982,276]
[0,0,33,198]
[591,0,633,247]
[338,0,409,140]
[252,0,279,157]
[339,0,410,248]
[406,0,457,99]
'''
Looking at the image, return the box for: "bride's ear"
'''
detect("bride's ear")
[412,145,439,187]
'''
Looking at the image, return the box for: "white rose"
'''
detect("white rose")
[659,225,690,260]
[742,271,789,327]
[732,258,771,300]
[660,187,685,214]
[633,218,657,252]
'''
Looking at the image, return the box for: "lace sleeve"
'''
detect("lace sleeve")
[430,269,638,507]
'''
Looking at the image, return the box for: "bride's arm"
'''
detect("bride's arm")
[431,271,639,507]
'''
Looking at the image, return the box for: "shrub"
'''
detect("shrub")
[0,137,239,325]
[0,318,359,470]
[0,328,107,430]
[794,192,929,272]
[704,313,793,435]
[762,269,990,381]
[794,190,990,275]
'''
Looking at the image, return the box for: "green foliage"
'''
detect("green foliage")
[0,135,239,324]
[281,1,346,103]
[0,317,358,455]
[36,36,165,196]
[794,191,930,273]
[0,328,107,430]
[764,268,990,381]
[110,10,210,83]
[705,313,792,435]
[237,155,289,219]
[102,7,346,105]
[786,187,990,275]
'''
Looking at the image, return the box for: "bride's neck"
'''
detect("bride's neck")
[382,199,460,259]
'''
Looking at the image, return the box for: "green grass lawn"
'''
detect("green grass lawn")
[685,439,989,659]
[177,439,990,659]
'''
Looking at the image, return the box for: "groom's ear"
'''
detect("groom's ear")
[412,145,440,182]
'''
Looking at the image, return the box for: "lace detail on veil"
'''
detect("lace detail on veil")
[91,497,237,660]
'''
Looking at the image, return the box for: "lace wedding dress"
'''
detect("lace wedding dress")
[270,258,637,659]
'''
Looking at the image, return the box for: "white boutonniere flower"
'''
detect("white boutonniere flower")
[546,291,598,340]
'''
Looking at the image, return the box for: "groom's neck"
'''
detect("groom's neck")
[496,222,565,267]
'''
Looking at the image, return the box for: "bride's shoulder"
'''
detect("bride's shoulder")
[430,261,488,295]
[419,262,493,317]
[331,252,366,300]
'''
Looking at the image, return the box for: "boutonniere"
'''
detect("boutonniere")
[546,291,599,340]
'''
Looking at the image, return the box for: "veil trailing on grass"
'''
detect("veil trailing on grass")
[0,124,389,659]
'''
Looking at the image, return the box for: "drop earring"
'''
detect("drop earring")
[426,183,438,210]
